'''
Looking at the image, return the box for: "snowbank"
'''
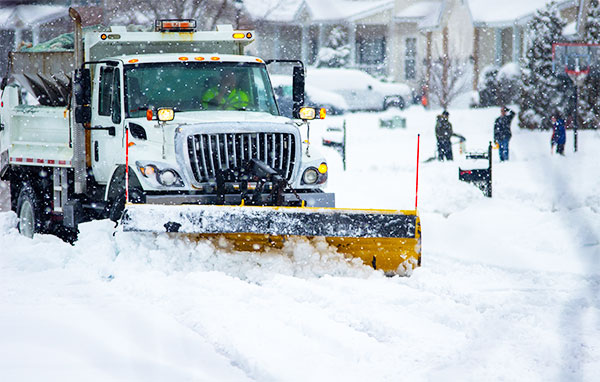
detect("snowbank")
[1,105,599,380]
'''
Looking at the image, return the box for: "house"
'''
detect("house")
[470,0,578,90]
[391,0,474,105]
[245,0,394,74]
[247,0,581,104]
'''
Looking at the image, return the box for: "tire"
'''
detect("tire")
[384,96,405,110]
[16,185,45,238]
[108,193,126,223]
[108,188,144,223]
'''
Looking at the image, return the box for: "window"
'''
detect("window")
[98,67,114,116]
[111,68,121,124]
[124,62,279,117]
[405,38,417,80]
[358,36,386,65]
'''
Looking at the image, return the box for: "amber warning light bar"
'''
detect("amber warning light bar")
[155,19,197,32]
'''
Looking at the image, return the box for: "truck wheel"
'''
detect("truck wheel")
[108,188,143,222]
[108,194,126,222]
[16,185,44,238]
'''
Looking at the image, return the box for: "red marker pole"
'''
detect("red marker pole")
[415,134,420,211]
[125,127,129,204]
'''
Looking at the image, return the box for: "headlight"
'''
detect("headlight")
[302,168,319,184]
[158,169,178,186]
[137,161,184,187]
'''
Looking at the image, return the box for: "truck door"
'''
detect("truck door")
[91,64,125,183]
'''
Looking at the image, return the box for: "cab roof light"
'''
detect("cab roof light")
[155,19,197,32]
[232,33,245,39]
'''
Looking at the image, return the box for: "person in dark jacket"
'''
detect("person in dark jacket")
[435,110,454,160]
[494,106,515,161]
[551,114,566,155]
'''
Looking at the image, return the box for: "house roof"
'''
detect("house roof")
[245,0,392,24]
[394,1,446,31]
[469,0,577,26]
[395,1,442,20]
[0,4,67,29]
[246,0,578,28]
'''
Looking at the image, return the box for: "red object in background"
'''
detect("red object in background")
[415,134,420,211]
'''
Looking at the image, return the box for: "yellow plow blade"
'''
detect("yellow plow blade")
[121,204,421,274]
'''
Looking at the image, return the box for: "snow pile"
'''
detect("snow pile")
[1,106,600,380]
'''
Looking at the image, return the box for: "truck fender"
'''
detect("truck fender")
[105,165,142,203]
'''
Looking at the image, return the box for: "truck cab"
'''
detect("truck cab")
[88,53,330,205]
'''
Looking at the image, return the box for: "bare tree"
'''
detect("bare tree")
[423,27,471,109]
[104,0,246,30]
[426,56,471,109]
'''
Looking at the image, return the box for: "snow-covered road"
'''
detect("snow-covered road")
[1,107,599,381]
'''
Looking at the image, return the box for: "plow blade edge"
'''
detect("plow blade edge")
[121,204,421,274]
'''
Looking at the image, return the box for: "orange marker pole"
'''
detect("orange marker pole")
[125,126,129,204]
[415,134,420,211]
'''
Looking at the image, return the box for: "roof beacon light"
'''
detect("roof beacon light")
[155,19,197,32]
[232,33,245,39]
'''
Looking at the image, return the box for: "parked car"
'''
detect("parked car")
[270,74,348,118]
[305,67,411,111]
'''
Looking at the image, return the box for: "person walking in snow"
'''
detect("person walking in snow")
[435,110,454,161]
[494,106,515,161]
[551,113,566,155]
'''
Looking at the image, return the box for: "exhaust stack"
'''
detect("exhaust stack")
[69,7,86,194]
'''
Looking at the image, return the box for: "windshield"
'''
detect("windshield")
[124,62,279,117]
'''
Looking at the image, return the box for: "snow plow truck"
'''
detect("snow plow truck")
[0,9,421,274]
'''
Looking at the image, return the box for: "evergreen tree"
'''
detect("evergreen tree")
[316,26,351,68]
[577,0,600,129]
[520,2,566,129]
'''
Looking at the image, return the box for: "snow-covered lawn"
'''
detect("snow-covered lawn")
[1,106,599,381]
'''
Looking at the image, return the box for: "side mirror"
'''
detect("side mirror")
[292,66,305,119]
[75,104,91,124]
[73,68,91,106]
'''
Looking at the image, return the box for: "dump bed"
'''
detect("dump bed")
[10,51,74,107]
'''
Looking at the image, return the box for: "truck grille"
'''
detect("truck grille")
[187,133,296,183]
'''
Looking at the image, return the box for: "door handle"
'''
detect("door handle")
[85,125,116,136]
